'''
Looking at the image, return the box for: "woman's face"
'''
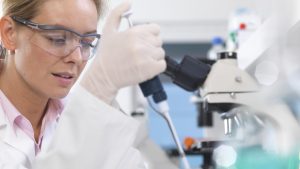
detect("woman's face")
[13,0,98,99]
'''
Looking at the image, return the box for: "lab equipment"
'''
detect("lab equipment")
[207,36,225,60]
[193,51,300,168]
[162,51,300,168]
[164,55,210,92]
[81,1,165,105]
[11,16,100,61]
[227,8,261,51]
[123,12,191,169]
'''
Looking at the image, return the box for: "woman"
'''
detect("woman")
[0,0,166,168]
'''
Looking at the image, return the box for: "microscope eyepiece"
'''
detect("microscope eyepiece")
[164,55,211,92]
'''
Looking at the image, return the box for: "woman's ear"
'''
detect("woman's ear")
[0,16,17,51]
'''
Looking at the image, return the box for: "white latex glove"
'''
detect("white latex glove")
[80,1,166,104]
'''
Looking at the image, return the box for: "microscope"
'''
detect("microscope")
[195,52,261,169]
[164,51,300,169]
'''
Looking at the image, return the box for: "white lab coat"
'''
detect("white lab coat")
[0,86,146,169]
[0,96,58,169]
[0,108,34,169]
[33,86,146,169]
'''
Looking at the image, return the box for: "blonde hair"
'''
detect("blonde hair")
[0,0,103,58]
[2,0,103,19]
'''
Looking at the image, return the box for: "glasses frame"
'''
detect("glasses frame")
[11,16,101,60]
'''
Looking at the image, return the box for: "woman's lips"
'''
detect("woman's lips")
[52,72,75,87]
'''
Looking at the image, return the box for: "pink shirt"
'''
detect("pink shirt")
[0,90,64,155]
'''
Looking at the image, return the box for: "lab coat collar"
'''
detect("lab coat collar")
[0,108,35,166]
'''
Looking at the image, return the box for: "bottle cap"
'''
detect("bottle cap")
[239,23,247,30]
[212,36,224,45]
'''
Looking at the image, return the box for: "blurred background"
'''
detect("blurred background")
[112,0,300,169]
[1,0,298,169]
[106,0,300,169]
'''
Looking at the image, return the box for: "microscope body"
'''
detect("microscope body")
[198,52,300,157]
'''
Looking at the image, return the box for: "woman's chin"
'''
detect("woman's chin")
[50,90,70,99]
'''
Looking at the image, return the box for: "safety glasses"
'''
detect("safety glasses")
[11,16,101,61]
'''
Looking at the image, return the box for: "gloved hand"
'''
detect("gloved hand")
[80,1,166,104]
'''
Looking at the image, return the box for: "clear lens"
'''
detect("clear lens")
[30,29,99,60]
[80,36,99,60]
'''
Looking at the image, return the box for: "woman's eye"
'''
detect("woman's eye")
[46,36,67,45]
[81,41,93,48]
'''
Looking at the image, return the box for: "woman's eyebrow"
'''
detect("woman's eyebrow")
[50,24,98,35]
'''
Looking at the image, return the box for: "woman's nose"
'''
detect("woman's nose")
[63,46,85,63]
